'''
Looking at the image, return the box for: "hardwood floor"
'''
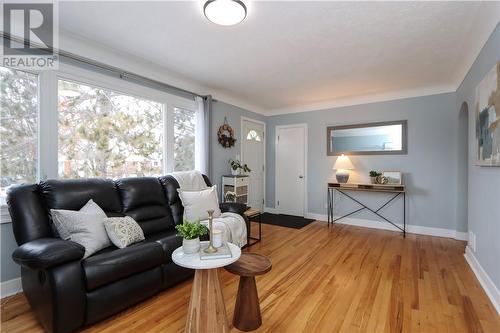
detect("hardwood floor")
[2,222,499,332]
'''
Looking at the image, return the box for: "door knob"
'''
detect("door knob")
[299,175,304,179]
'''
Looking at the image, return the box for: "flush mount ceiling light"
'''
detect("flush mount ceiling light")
[204,0,247,26]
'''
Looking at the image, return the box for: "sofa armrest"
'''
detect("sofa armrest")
[219,202,248,215]
[12,238,85,270]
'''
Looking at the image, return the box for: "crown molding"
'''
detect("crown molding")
[209,91,266,115]
[265,85,456,116]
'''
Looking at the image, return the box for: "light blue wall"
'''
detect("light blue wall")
[211,101,266,200]
[266,92,462,231]
[1,222,20,282]
[456,23,500,291]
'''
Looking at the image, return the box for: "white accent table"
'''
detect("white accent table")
[172,242,241,333]
[221,175,249,204]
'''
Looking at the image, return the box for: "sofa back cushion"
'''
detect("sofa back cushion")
[40,179,122,214]
[115,177,174,235]
[7,174,211,245]
[158,175,212,226]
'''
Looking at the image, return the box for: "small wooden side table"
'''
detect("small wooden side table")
[244,208,262,246]
[225,253,272,331]
[172,242,241,333]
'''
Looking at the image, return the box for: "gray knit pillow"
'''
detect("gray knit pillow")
[51,206,111,258]
[103,216,145,248]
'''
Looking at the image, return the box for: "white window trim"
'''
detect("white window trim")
[1,63,197,223]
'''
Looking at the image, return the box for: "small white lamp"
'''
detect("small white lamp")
[333,154,354,183]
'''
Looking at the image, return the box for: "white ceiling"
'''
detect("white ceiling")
[58,1,500,115]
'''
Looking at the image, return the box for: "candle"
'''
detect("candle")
[212,229,223,248]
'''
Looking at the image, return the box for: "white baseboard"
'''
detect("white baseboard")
[305,212,328,222]
[0,277,22,299]
[464,246,500,315]
[264,207,278,214]
[304,213,468,241]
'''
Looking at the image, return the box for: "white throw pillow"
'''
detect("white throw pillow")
[104,216,145,249]
[53,199,107,240]
[177,185,221,222]
[80,199,107,217]
[51,199,111,258]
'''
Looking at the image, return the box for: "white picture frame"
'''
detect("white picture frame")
[382,171,402,185]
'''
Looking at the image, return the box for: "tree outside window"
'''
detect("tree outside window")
[0,68,38,202]
[173,107,196,171]
[58,79,163,179]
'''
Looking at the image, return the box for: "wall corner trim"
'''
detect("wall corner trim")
[0,277,22,299]
[464,246,500,315]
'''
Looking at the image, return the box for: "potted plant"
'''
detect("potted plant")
[229,159,242,176]
[369,170,381,184]
[225,191,237,202]
[175,219,208,254]
[242,163,251,175]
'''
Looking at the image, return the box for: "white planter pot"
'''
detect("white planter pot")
[231,169,240,176]
[182,238,200,254]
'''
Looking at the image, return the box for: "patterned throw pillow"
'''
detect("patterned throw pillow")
[103,216,145,248]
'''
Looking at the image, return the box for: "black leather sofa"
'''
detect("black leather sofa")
[7,175,247,333]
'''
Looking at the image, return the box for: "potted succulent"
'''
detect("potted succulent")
[369,170,381,184]
[175,219,208,254]
[225,191,237,203]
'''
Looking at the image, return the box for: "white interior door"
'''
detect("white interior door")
[276,125,306,216]
[242,119,265,211]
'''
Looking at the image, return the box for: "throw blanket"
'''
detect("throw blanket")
[201,212,247,248]
[171,170,207,190]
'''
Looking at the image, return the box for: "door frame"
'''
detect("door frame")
[240,116,266,210]
[275,123,308,216]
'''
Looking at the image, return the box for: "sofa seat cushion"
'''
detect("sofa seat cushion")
[146,230,183,263]
[83,241,164,291]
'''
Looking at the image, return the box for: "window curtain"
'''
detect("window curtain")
[195,95,212,178]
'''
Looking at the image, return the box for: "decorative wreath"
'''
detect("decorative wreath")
[218,117,236,148]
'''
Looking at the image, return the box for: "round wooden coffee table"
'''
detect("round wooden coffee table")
[225,253,272,331]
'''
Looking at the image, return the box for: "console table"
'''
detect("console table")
[327,182,406,236]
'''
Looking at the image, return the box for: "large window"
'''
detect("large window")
[58,79,164,178]
[0,68,38,202]
[0,64,200,211]
[173,107,196,171]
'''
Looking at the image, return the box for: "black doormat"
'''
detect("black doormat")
[260,213,315,229]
